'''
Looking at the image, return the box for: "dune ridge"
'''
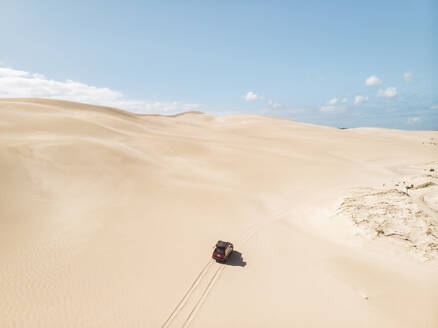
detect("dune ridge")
[1,98,437,327]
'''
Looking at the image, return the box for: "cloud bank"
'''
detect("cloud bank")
[0,67,200,114]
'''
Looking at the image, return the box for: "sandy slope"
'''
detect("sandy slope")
[0,98,437,327]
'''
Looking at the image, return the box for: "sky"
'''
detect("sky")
[1,0,437,130]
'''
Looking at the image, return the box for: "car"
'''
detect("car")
[212,240,234,262]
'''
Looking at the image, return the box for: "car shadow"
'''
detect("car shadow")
[225,250,246,267]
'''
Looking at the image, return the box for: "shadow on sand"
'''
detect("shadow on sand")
[221,250,246,267]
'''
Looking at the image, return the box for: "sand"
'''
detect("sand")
[0,98,437,327]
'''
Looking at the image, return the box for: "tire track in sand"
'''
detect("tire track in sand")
[162,206,291,328]
[180,265,225,328]
[161,260,214,328]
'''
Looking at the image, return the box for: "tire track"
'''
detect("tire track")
[162,206,291,328]
[181,265,225,328]
[161,260,214,328]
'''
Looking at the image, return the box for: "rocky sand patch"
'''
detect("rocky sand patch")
[337,162,438,261]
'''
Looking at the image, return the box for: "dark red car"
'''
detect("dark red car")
[212,240,233,262]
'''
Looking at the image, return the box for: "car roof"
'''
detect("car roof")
[216,240,228,248]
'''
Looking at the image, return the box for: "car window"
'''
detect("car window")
[215,248,225,254]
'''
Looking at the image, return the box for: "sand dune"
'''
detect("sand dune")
[1,98,437,327]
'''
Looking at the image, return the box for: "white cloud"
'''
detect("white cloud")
[403,72,412,83]
[268,99,280,108]
[0,67,29,77]
[377,87,397,98]
[32,73,46,79]
[365,75,382,86]
[326,97,339,105]
[407,117,420,124]
[116,100,200,113]
[242,91,280,108]
[0,66,200,114]
[430,104,438,110]
[320,106,336,112]
[354,95,368,105]
[242,91,258,101]
[320,105,346,112]
[341,97,348,103]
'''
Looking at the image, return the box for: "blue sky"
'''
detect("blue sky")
[1,0,437,129]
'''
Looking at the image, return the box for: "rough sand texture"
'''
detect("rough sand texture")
[0,99,437,327]
[336,163,438,261]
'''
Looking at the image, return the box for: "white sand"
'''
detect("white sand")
[0,98,437,327]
